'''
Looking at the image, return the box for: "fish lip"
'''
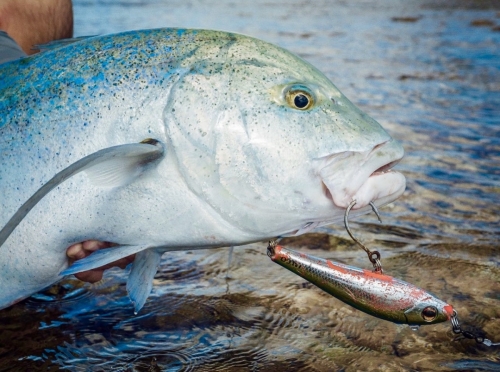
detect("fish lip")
[360,139,404,178]
[370,159,401,176]
[319,139,405,210]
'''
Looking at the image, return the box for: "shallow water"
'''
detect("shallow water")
[1,0,499,370]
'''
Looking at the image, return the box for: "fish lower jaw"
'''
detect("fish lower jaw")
[328,170,406,210]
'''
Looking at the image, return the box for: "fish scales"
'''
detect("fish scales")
[0,28,406,311]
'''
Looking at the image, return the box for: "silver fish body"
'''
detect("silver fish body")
[0,28,405,311]
[268,245,453,325]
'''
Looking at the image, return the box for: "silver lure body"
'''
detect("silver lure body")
[268,245,453,325]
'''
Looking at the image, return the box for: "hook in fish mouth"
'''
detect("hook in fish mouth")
[344,199,384,272]
[319,139,406,211]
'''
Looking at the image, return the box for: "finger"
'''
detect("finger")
[67,240,115,261]
[74,269,104,283]
[66,241,135,284]
[82,240,115,252]
[66,242,86,260]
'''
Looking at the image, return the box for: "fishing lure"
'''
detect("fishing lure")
[267,241,453,325]
[268,241,499,345]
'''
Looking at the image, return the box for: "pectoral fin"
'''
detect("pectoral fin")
[60,244,153,276]
[83,139,164,187]
[126,249,163,314]
[0,139,164,249]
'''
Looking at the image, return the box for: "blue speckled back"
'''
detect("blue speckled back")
[0,28,246,207]
[0,29,202,130]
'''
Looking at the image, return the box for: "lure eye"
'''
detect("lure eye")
[421,306,438,322]
[285,88,314,110]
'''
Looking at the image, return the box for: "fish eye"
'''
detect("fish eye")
[421,306,438,322]
[285,87,314,110]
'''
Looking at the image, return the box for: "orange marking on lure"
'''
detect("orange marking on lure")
[443,304,454,320]
[327,260,348,274]
[273,245,292,263]
[362,269,394,282]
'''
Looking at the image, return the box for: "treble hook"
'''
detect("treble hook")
[344,200,383,273]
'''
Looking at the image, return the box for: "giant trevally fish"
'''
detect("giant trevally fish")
[0,28,405,313]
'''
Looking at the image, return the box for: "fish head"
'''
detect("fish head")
[403,299,454,325]
[164,30,405,236]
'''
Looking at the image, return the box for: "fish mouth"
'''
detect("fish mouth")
[319,139,406,210]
